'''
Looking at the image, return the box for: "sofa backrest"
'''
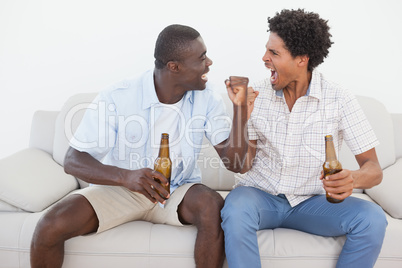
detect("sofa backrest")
[52,93,98,166]
[392,114,402,159]
[29,110,59,154]
[42,91,396,191]
[339,95,396,170]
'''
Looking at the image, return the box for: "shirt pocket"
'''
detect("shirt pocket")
[300,112,326,161]
[301,111,340,162]
[114,116,150,163]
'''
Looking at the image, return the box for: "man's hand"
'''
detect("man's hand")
[225,76,249,107]
[64,147,171,204]
[122,168,170,204]
[320,169,354,201]
[225,77,259,120]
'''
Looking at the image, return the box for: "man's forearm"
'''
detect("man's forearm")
[352,160,383,189]
[217,104,249,173]
[64,147,125,186]
[351,148,383,189]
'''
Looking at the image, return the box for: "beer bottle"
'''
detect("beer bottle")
[154,133,171,198]
[323,135,343,203]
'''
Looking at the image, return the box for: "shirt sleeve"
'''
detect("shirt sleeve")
[339,90,379,155]
[69,91,117,161]
[204,91,231,146]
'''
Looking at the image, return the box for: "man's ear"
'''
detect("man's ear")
[298,55,309,68]
[167,61,180,72]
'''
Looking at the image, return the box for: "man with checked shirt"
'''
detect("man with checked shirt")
[221,9,387,268]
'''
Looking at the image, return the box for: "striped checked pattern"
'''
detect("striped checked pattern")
[236,71,379,206]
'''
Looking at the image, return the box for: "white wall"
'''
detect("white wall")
[1,0,401,159]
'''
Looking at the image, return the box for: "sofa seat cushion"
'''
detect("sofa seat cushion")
[0,148,78,212]
[1,192,399,268]
[0,212,32,267]
[0,200,23,212]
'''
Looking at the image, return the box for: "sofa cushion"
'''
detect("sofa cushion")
[358,96,395,169]
[365,158,402,219]
[0,148,78,212]
[198,137,236,191]
[29,110,59,155]
[392,114,402,159]
[0,199,23,212]
[340,96,395,171]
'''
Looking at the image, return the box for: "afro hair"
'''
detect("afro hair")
[268,9,333,71]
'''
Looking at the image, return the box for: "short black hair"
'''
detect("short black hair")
[154,24,201,69]
[268,9,333,71]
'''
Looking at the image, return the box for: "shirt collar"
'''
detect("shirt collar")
[141,70,159,110]
[141,69,193,109]
[308,70,322,100]
[275,69,322,100]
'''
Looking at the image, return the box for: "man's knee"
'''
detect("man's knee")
[195,186,223,218]
[33,209,69,247]
[180,184,224,226]
[366,203,388,238]
[352,201,388,244]
[222,187,256,219]
[33,195,98,245]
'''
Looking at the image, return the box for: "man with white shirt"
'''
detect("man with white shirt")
[221,9,387,268]
[30,24,256,268]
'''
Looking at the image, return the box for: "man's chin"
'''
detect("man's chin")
[196,83,207,91]
[271,83,280,91]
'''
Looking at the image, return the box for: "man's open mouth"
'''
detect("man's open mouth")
[270,68,278,84]
[201,73,208,82]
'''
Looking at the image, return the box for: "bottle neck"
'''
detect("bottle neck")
[325,135,337,161]
[158,134,170,158]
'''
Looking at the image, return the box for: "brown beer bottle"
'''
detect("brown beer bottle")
[154,133,171,198]
[323,135,343,203]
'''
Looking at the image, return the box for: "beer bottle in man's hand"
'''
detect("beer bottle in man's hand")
[323,135,343,203]
[154,133,171,198]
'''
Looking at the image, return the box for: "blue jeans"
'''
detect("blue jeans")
[221,186,388,268]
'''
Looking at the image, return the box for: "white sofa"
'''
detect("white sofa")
[1,91,401,268]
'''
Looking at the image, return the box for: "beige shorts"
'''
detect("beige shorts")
[74,183,197,233]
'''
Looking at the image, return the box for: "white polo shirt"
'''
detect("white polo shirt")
[236,70,379,206]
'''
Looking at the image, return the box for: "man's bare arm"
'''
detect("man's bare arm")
[214,78,259,173]
[238,140,258,174]
[352,148,383,189]
[322,148,383,201]
[64,147,170,204]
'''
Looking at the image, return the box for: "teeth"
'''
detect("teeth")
[201,74,208,81]
[270,69,278,82]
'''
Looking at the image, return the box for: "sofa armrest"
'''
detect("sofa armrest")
[392,113,402,159]
[365,158,402,219]
[29,110,59,155]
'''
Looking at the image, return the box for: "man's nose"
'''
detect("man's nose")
[207,57,213,66]
[262,52,270,62]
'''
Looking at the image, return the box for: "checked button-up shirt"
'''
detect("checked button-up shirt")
[236,70,379,207]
